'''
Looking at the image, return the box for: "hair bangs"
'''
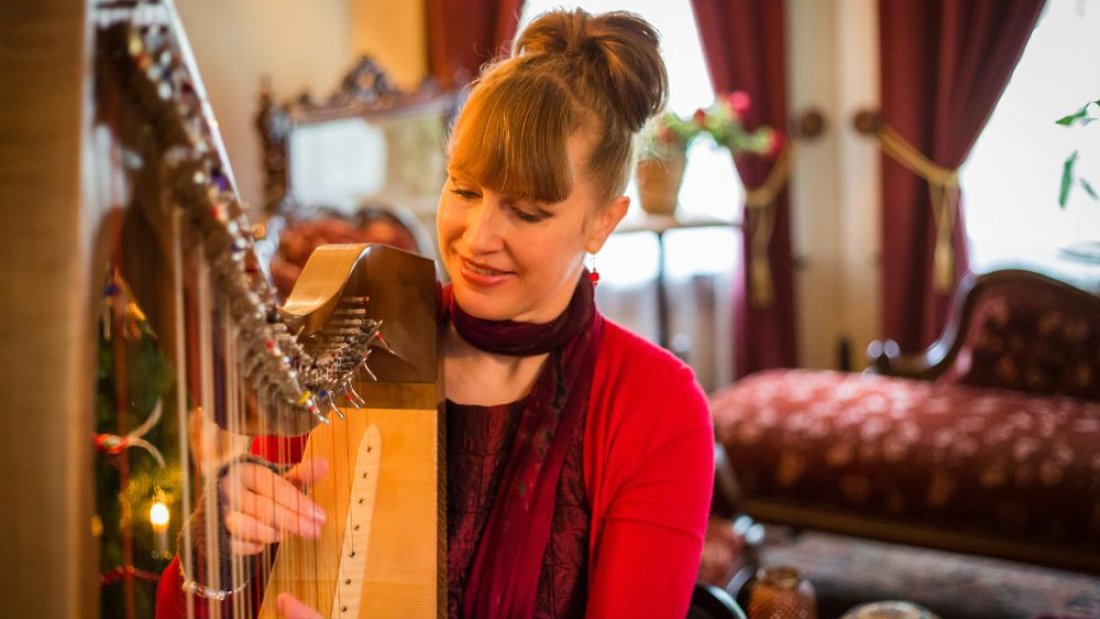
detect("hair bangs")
[449,72,576,204]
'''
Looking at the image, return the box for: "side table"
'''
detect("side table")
[613,212,735,350]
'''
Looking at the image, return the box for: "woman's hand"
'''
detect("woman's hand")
[698,516,746,586]
[277,592,323,619]
[219,456,330,555]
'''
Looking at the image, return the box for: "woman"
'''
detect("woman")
[158,8,714,618]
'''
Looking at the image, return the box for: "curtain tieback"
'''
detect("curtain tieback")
[874,123,960,295]
[743,142,798,309]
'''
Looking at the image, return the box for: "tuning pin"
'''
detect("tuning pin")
[359,363,377,382]
[347,384,367,407]
[371,330,396,356]
[341,385,362,410]
[324,391,345,420]
[310,406,330,426]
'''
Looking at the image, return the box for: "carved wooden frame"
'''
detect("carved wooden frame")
[255,55,456,218]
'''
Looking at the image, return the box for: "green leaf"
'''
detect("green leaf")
[1081,177,1098,200]
[1056,99,1100,126]
[1055,110,1087,126]
[1059,150,1078,208]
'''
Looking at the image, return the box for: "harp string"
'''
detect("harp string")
[172,204,196,619]
[313,433,322,611]
[222,281,236,619]
[241,324,255,619]
[263,405,278,615]
[197,240,214,618]
[337,407,349,615]
[224,307,242,619]
[337,416,349,615]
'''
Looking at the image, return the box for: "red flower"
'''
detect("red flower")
[726,90,751,117]
[692,108,708,127]
[767,130,786,158]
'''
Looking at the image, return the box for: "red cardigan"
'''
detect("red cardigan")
[156,318,714,618]
[581,319,714,617]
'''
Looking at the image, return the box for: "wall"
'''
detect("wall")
[177,0,353,215]
[349,0,427,91]
[177,0,429,218]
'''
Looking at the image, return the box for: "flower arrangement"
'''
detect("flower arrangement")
[639,91,782,161]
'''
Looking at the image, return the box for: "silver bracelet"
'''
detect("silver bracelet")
[179,560,249,601]
[176,454,274,602]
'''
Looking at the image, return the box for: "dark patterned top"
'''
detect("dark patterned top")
[446,399,591,619]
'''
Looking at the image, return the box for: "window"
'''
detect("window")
[961,0,1100,273]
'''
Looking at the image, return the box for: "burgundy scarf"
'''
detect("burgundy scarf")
[442,273,604,618]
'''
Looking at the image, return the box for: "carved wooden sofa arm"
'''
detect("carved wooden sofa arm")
[867,268,1100,391]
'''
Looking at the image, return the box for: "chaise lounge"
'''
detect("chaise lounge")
[708,269,1100,575]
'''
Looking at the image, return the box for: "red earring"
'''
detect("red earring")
[588,255,600,286]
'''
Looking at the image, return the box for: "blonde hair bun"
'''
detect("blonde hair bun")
[515,9,668,133]
[448,9,668,204]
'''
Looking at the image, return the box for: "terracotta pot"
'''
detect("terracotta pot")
[636,153,686,216]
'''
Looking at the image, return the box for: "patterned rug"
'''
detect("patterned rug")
[758,528,1100,619]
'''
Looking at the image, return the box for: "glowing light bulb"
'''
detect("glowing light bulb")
[150,501,170,529]
[150,501,171,559]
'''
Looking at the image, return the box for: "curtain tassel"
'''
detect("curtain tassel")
[743,143,797,308]
[875,123,960,295]
[931,183,959,294]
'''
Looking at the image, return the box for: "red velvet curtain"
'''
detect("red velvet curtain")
[690,0,798,377]
[426,0,526,88]
[879,0,1044,352]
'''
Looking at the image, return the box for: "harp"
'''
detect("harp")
[0,1,443,617]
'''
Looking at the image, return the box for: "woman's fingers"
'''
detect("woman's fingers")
[235,459,329,521]
[220,460,328,540]
[225,511,280,547]
[228,538,264,556]
[230,487,324,539]
[277,592,323,619]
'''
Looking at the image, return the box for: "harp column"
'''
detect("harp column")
[0,1,99,617]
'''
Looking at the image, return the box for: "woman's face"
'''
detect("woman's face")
[437,133,627,323]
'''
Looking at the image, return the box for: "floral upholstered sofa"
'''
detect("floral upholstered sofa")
[709,269,1100,574]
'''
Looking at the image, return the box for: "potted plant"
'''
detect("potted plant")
[636,91,780,216]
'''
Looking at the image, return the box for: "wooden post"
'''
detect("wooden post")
[0,1,101,617]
